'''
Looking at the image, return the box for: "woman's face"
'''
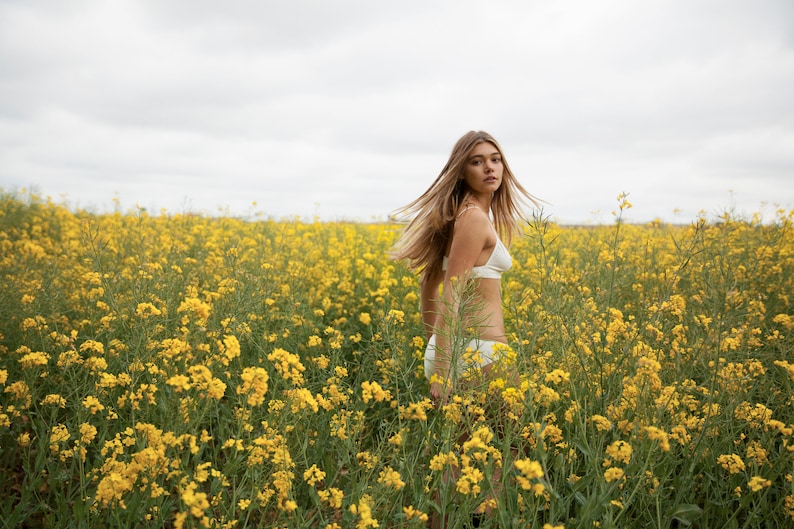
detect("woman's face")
[462,141,503,196]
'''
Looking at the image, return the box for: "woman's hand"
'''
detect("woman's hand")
[429,379,452,408]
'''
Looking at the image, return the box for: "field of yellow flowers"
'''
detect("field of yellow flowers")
[1,190,793,529]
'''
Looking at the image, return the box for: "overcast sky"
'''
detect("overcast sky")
[1,0,792,224]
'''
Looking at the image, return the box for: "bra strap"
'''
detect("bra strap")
[455,204,479,220]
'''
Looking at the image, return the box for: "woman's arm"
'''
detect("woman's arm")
[429,209,494,403]
[420,268,443,340]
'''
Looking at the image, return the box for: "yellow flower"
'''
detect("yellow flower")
[603,467,624,483]
[361,381,391,403]
[180,480,210,518]
[220,334,241,363]
[79,340,105,355]
[79,422,98,444]
[514,458,544,490]
[784,496,794,521]
[429,451,459,471]
[377,466,405,490]
[135,302,162,318]
[403,506,428,522]
[356,451,379,470]
[167,375,192,392]
[49,424,70,453]
[17,432,31,448]
[399,400,432,421]
[545,369,570,385]
[95,471,134,507]
[456,465,484,496]
[286,387,319,413]
[303,464,326,487]
[82,395,105,415]
[746,440,769,466]
[643,426,671,452]
[317,487,343,509]
[84,356,108,373]
[267,348,306,385]
[312,354,330,368]
[386,309,404,324]
[605,440,633,465]
[359,312,371,326]
[40,394,66,407]
[747,476,771,492]
[177,296,211,324]
[19,351,50,369]
[350,495,379,529]
[717,454,746,474]
[237,366,269,406]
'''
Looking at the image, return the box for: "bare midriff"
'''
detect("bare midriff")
[438,277,507,344]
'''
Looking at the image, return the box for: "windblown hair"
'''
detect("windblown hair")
[390,130,540,281]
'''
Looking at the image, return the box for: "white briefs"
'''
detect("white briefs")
[424,335,504,379]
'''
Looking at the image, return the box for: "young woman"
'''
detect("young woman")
[391,130,539,405]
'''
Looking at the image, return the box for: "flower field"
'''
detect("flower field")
[1,191,793,529]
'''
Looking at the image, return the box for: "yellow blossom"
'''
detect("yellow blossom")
[605,440,633,465]
[177,296,211,324]
[19,351,50,369]
[317,487,344,509]
[135,302,162,318]
[303,464,326,487]
[643,426,671,452]
[388,431,403,446]
[237,366,269,406]
[604,467,624,483]
[350,495,379,529]
[747,476,771,492]
[377,466,405,490]
[79,422,98,444]
[717,454,746,474]
[49,424,70,453]
[361,380,391,403]
[456,465,484,496]
[429,451,459,471]
[403,506,428,522]
[40,394,66,407]
[267,348,306,385]
[82,395,105,415]
[515,458,544,490]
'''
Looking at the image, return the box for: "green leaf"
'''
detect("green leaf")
[665,504,703,526]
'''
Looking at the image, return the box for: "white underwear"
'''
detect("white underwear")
[424,335,503,380]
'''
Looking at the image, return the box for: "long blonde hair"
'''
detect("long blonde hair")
[390,130,539,280]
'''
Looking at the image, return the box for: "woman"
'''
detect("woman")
[391,130,539,405]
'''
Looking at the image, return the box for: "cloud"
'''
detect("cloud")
[1,0,792,223]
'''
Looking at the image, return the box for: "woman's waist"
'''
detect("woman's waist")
[462,330,507,344]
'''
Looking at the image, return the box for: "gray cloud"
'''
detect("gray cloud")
[1,0,792,224]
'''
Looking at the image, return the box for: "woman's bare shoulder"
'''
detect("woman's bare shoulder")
[450,207,495,257]
[454,206,492,234]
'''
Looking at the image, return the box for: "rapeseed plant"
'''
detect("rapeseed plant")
[0,191,793,527]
